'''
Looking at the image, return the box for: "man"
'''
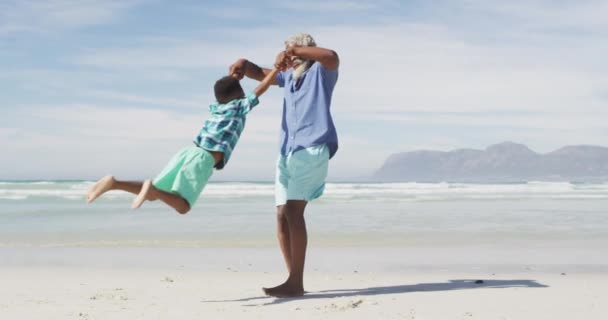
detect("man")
[229,33,339,297]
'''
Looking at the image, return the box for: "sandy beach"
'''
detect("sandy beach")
[1,247,606,319]
[1,267,606,319]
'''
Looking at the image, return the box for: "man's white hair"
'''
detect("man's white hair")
[285,33,316,80]
[285,33,316,48]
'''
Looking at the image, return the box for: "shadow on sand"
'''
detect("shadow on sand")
[202,278,548,306]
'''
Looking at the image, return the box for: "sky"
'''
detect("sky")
[1,0,607,181]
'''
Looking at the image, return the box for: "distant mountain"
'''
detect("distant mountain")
[373,142,608,182]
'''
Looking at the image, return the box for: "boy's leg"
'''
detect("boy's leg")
[87,176,149,203]
[140,146,212,214]
[132,180,190,214]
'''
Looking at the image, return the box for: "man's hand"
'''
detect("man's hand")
[284,45,297,57]
[280,46,339,71]
[274,51,291,71]
[229,59,247,80]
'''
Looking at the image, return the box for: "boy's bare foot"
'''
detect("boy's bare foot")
[131,179,153,209]
[86,175,115,204]
[262,282,305,298]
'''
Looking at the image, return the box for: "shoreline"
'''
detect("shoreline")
[2,246,607,274]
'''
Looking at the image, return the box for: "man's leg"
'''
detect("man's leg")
[276,205,292,273]
[274,155,294,274]
[264,200,308,297]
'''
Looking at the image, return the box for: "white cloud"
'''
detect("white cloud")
[362,111,608,131]
[75,37,282,70]
[317,23,607,114]
[0,0,139,35]
[83,89,203,109]
[0,101,286,180]
[275,0,378,12]
[71,19,607,116]
[13,102,284,144]
[462,0,608,30]
[3,1,608,180]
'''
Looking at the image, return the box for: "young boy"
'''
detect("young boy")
[86,68,279,214]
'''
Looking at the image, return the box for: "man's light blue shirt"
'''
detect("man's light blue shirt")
[276,62,339,158]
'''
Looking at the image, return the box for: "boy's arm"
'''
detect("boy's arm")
[237,68,279,115]
[253,68,279,97]
[286,46,339,70]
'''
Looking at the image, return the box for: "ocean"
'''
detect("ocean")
[1,180,607,271]
[0,180,606,245]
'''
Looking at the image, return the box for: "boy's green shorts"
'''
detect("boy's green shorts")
[153,146,215,207]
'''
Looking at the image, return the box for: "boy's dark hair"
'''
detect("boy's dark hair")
[214,76,245,104]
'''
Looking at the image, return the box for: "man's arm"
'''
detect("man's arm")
[287,46,339,70]
[229,59,278,84]
[253,68,279,97]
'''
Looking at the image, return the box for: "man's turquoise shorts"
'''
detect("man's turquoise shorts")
[153,146,214,207]
[275,144,329,206]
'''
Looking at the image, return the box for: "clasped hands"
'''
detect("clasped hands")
[229,46,297,80]
[274,46,297,72]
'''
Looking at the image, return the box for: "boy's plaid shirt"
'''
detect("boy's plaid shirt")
[194,93,259,169]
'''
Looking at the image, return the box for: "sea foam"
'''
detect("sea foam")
[0,181,607,201]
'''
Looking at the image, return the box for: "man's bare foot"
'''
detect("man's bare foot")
[131,179,153,209]
[86,175,115,204]
[262,282,305,298]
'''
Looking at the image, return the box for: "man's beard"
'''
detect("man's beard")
[292,59,312,80]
